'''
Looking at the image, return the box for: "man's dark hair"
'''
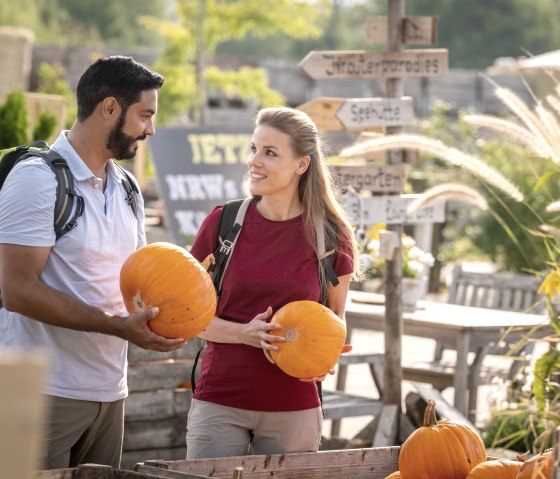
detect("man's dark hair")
[76,56,164,121]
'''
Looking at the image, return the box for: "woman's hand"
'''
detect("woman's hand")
[242,307,285,362]
[299,344,353,382]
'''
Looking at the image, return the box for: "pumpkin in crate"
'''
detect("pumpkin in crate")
[516,450,553,479]
[269,300,346,379]
[466,458,524,479]
[120,242,217,339]
[399,399,487,479]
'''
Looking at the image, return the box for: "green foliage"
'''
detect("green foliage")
[205,66,285,107]
[142,0,327,125]
[0,0,170,47]
[407,0,560,69]
[483,407,553,452]
[151,62,197,126]
[0,91,28,149]
[32,111,58,143]
[470,138,560,273]
[36,62,77,129]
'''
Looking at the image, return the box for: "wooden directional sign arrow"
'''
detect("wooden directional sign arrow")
[364,16,439,45]
[336,97,414,128]
[330,163,405,193]
[299,49,448,80]
[343,193,445,226]
[297,97,414,131]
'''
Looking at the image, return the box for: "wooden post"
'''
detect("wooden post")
[380,0,405,438]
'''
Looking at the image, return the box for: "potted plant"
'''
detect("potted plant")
[358,224,435,306]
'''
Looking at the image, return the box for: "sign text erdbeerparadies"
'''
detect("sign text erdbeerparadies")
[299,49,448,80]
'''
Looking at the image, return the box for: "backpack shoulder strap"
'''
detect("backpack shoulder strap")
[210,197,252,294]
[13,146,84,240]
[316,217,340,306]
[191,198,252,395]
[113,162,139,216]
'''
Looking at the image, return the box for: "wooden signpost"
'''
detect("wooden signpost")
[297,0,448,447]
[343,193,446,226]
[364,16,439,45]
[330,163,405,193]
[298,49,448,80]
[298,96,414,130]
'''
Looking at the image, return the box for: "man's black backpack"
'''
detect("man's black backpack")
[0,140,139,308]
[0,140,139,239]
[190,197,340,396]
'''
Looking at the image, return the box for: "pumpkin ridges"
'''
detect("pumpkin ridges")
[269,301,346,379]
[120,242,217,339]
[399,400,486,479]
[466,458,523,478]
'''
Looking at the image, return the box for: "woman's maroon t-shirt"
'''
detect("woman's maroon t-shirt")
[189,201,354,411]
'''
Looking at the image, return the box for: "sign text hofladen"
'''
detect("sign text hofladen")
[330,163,405,193]
[299,49,448,80]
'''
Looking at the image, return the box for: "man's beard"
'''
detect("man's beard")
[106,111,146,160]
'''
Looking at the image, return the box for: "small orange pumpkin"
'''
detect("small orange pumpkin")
[466,458,524,479]
[399,399,487,479]
[120,242,217,339]
[269,300,346,379]
[516,450,553,479]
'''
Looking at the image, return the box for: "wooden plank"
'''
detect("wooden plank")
[144,447,400,479]
[297,97,414,130]
[123,418,188,450]
[36,469,75,479]
[125,388,191,421]
[372,405,399,447]
[121,447,187,472]
[409,382,479,432]
[128,340,204,362]
[321,390,382,420]
[364,16,439,45]
[296,97,345,130]
[131,465,214,479]
[299,49,448,80]
[342,193,445,226]
[330,163,405,193]
[1,351,49,479]
[128,359,194,392]
[335,97,414,128]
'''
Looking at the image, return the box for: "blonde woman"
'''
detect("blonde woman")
[186,107,360,458]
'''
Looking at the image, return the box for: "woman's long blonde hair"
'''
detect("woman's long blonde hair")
[255,107,361,284]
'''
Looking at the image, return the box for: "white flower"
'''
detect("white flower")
[359,253,375,271]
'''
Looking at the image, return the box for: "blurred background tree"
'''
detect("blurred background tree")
[139,0,329,125]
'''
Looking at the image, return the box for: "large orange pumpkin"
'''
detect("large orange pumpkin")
[269,300,346,379]
[466,458,524,479]
[399,399,487,479]
[516,450,553,479]
[120,242,217,339]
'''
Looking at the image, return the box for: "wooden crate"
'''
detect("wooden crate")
[123,340,204,469]
[134,447,400,479]
[35,463,212,479]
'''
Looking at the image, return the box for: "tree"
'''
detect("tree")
[0,91,28,149]
[407,0,560,68]
[140,0,330,125]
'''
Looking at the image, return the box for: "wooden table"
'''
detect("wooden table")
[345,290,550,417]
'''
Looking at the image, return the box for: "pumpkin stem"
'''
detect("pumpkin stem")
[201,254,216,271]
[423,399,438,427]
